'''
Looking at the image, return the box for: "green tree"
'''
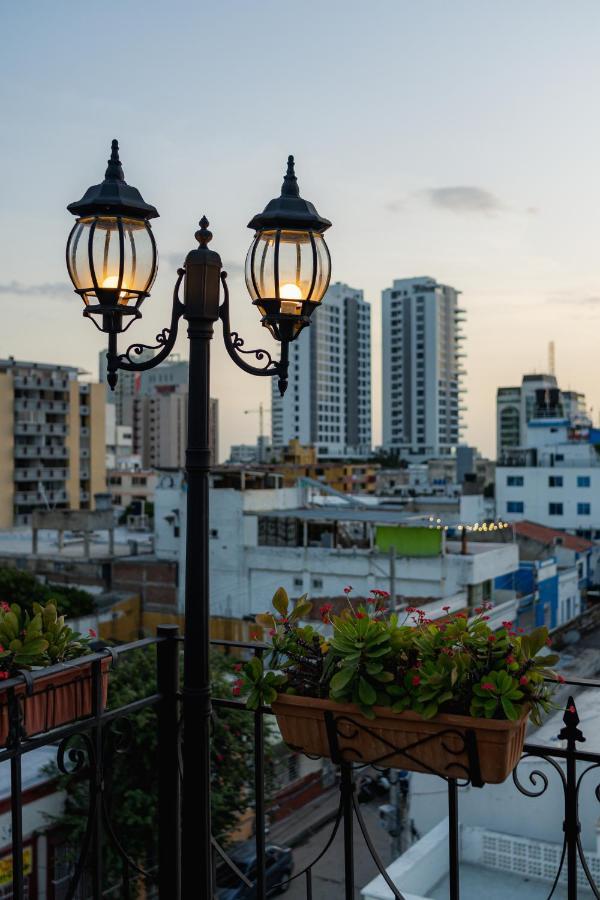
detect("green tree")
[0,566,95,618]
[49,646,260,892]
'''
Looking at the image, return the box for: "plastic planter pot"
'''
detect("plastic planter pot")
[0,656,111,747]
[272,694,529,785]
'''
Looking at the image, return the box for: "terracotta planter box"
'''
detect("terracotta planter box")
[272,694,528,785]
[0,657,111,747]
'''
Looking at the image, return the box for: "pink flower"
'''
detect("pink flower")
[481,682,495,691]
[88,628,97,638]
[343,585,353,594]
[481,616,490,621]
[268,629,276,637]
[0,602,9,612]
[519,676,528,686]
[556,674,565,684]
[411,675,421,686]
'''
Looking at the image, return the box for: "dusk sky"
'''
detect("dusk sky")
[3,1,600,459]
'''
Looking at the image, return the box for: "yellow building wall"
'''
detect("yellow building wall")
[89,382,106,506]
[0,374,14,527]
[66,381,80,510]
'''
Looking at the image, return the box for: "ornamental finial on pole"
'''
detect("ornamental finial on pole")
[195,216,213,247]
[105,139,125,182]
[281,154,299,198]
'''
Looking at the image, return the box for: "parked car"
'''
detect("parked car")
[216,843,293,898]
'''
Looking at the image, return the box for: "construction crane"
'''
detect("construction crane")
[244,402,270,462]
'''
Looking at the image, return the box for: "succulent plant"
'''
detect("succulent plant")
[0,601,92,674]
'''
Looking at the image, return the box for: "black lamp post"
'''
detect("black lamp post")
[66,140,331,898]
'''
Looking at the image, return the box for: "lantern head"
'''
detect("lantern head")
[245,156,331,341]
[66,139,159,333]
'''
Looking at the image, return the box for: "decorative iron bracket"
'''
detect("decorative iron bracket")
[219,271,290,396]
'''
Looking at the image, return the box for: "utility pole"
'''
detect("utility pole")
[389,545,397,609]
[390,771,410,859]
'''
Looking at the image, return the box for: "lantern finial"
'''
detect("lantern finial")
[195,216,213,247]
[281,155,299,198]
[105,139,125,182]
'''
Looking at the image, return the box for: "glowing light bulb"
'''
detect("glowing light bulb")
[280,282,302,300]
[102,275,120,289]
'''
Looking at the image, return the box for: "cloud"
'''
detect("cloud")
[422,186,504,215]
[0,281,72,297]
[548,293,600,307]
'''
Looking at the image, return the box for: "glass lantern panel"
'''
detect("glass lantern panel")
[67,219,93,301]
[91,217,123,293]
[312,234,331,302]
[246,230,277,300]
[277,230,314,302]
[122,218,157,297]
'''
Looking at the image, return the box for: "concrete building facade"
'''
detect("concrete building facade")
[382,277,464,460]
[271,282,372,459]
[496,373,587,460]
[0,359,105,526]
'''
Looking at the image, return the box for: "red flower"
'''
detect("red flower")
[370,589,390,599]
[233,663,243,673]
[474,606,483,614]
[519,676,528,686]
[406,606,416,613]
[411,675,421,686]
[568,704,576,714]
[343,585,353,594]
[481,682,495,691]
[0,672,8,681]
[88,628,97,638]
[506,655,515,665]
[502,621,513,629]
[355,611,366,619]
[215,752,224,763]
[268,629,276,637]
[454,613,466,619]
[249,630,260,640]
[232,678,243,697]
[517,628,524,633]
[442,605,450,612]
[481,616,490,621]
[319,603,333,622]
[0,602,9,612]
[487,635,496,643]
[556,674,565,684]
[546,638,552,647]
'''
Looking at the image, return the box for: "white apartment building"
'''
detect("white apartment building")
[382,277,464,460]
[271,282,372,459]
[154,473,518,619]
[496,373,587,460]
[497,417,600,532]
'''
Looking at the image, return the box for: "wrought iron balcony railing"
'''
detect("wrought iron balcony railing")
[1,632,599,899]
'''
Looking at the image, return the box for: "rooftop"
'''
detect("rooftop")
[514,520,594,552]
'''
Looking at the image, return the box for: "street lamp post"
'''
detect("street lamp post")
[66,141,331,898]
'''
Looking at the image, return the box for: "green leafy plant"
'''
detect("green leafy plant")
[0,600,92,676]
[0,566,95,618]
[241,588,562,726]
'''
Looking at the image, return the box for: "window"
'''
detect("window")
[578,503,591,515]
[548,476,563,487]
[311,577,323,589]
[507,501,524,513]
[578,476,591,488]
[549,503,563,516]
[293,577,303,588]
[507,476,524,487]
